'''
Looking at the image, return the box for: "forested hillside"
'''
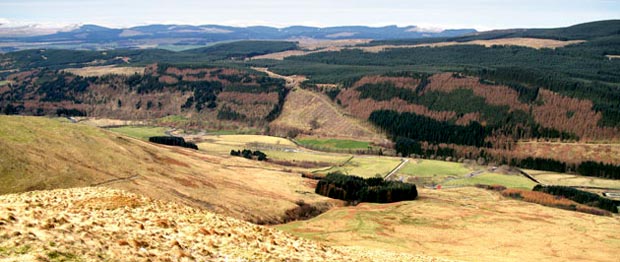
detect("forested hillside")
[0,63,287,126]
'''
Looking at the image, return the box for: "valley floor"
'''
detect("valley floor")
[277,187,620,262]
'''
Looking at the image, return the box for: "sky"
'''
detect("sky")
[0,0,618,30]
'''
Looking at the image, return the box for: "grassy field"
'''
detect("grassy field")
[396,159,535,189]
[444,173,537,189]
[398,159,473,178]
[107,126,168,140]
[525,169,620,189]
[209,135,296,146]
[195,134,401,174]
[397,159,478,185]
[197,134,351,165]
[0,116,332,223]
[265,150,351,165]
[277,187,620,262]
[316,156,402,178]
[0,80,8,86]
[297,138,371,150]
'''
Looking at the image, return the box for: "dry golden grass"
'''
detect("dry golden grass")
[515,141,620,165]
[296,39,372,50]
[251,49,341,60]
[76,117,147,127]
[0,187,446,261]
[358,38,585,53]
[501,188,611,216]
[251,38,585,60]
[63,65,144,77]
[270,87,385,142]
[525,169,620,189]
[252,68,384,141]
[196,134,297,155]
[278,187,620,262]
[207,134,297,146]
[0,116,333,223]
[195,134,353,174]
[251,39,370,60]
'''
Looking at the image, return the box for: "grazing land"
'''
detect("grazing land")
[107,126,168,140]
[398,159,475,181]
[395,159,536,189]
[316,156,403,178]
[443,173,537,189]
[297,138,372,150]
[63,65,145,77]
[526,169,620,189]
[277,187,620,262]
[195,134,351,168]
[76,118,147,127]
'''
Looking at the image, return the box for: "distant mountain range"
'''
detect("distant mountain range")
[0,24,476,52]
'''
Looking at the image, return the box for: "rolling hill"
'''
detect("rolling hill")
[0,24,476,52]
[0,115,334,224]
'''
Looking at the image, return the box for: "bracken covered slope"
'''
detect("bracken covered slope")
[0,187,452,262]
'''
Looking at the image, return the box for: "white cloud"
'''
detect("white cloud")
[0,17,9,26]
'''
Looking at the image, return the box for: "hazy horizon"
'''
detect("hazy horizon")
[1,0,619,31]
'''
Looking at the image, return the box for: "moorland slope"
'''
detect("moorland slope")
[0,187,447,261]
[0,115,332,223]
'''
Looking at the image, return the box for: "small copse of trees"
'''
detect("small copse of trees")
[315,172,417,203]
[230,149,267,161]
[148,136,198,150]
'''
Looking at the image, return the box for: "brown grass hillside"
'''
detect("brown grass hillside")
[0,187,447,261]
[0,115,333,223]
[63,65,144,77]
[269,87,384,142]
